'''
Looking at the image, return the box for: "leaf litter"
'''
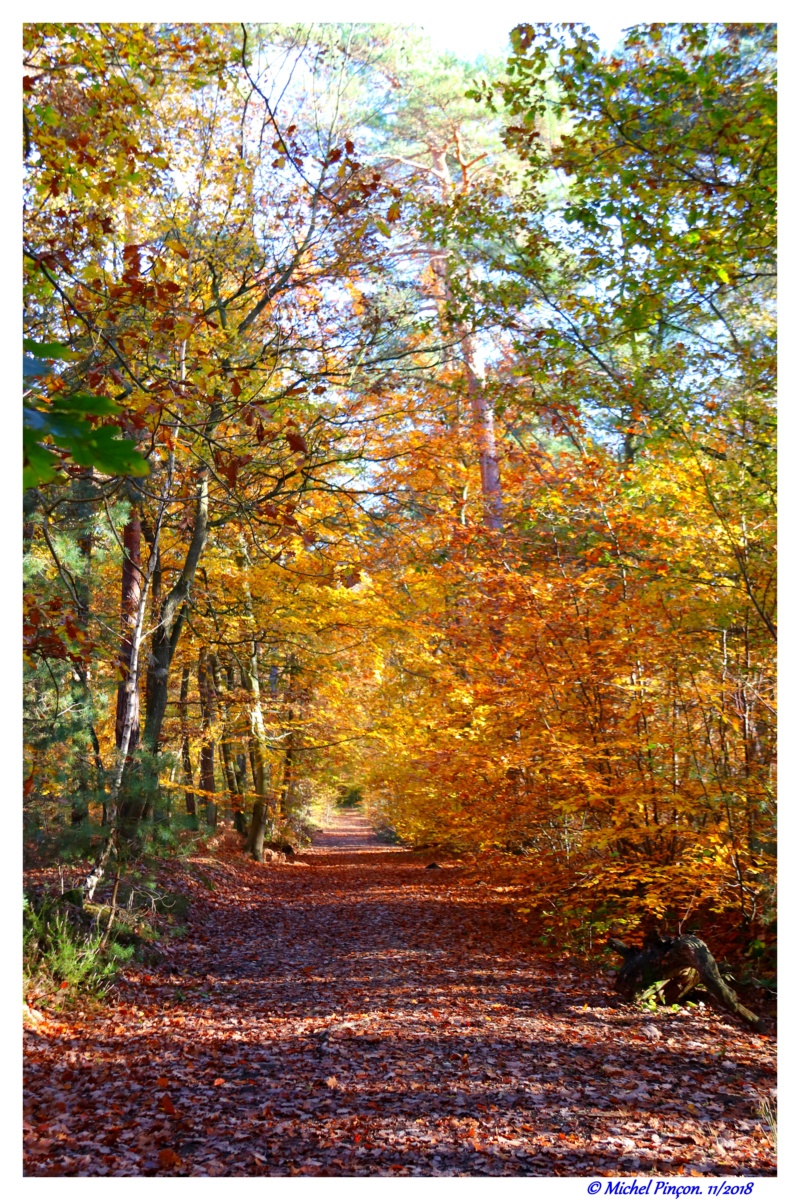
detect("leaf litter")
[23,813,776,1177]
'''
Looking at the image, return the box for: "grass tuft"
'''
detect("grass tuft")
[23,891,135,1009]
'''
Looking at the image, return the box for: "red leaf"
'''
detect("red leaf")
[286,432,308,455]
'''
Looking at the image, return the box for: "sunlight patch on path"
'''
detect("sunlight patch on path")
[306,810,403,855]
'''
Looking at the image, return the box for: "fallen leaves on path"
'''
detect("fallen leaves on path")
[23,815,776,1177]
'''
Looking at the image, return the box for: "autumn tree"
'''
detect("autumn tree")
[23,22,776,962]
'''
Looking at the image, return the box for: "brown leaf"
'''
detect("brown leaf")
[286,431,308,455]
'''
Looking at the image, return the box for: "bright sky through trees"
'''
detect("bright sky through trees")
[422,16,625,60]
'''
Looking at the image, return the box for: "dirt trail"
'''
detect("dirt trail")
[306,809,385,851]
[23,815,776,1177]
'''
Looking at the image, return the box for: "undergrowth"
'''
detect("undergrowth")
[23,875,191,1012]
[23,893,135,1010]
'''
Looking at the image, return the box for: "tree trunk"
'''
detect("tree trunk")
[242,636,271,860]
[71,467,103,821]
[247,799,269,861]
[276,655,303,821]
[179,665,196,817]
[427,143,503,532]
[83,466,171,900]
[227,659,248,832]
[142,472,210,754]
[244,666,270,860]
[278,666,297,821]
[609,934,765,1032]
[116,505,157,829]
[461,330,503,531]
[115,509,142,752]
[198,646,217,828]
[278,726,294,822]
[211,651,241,822]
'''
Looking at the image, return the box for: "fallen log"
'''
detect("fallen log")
[608,933,765,1033]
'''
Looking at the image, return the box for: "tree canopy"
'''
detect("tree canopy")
[23,21,776,961]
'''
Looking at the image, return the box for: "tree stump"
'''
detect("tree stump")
[608,933,765,1033]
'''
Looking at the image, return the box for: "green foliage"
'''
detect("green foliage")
[23,341,150,487]
[464,22,777,463]
[24,347,150,487]
[23,892,135,1006]
[336,785,363,809]
[638,979,671,1010]
[52,816,107,862]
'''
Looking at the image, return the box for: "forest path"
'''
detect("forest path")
[23,840,776,1177]
[306,806,385,851]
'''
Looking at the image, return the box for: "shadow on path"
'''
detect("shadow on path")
[23,816,776,1178]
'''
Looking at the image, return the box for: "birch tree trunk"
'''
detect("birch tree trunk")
[237,545,273,860]
[83,462,171,899]
[243,637,272,860]
[115,509,142,752]
[71,466,104,822]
